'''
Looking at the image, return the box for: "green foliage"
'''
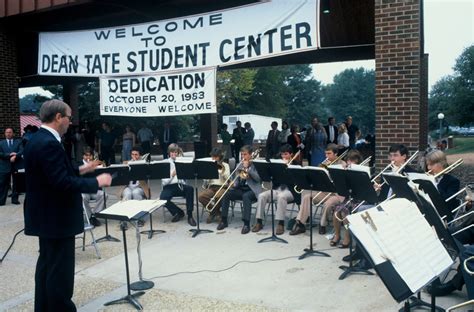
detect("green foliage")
[322,68,375,133]
[429,45,474,128]
[217,69,256,116]
[19,93,51,113]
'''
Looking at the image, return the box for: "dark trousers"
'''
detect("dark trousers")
[160,183,194,216]
[141,141,151,155]
[0,171,17,205]
[100,145,115,166]
[162,142,170,159]
[35,237,76,312]
[220,188,256,223]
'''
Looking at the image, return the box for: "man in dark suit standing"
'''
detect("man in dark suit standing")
[231,121,245,161]
[161,122,176,159]
[0,127,23,205]
[265,121,280,159]
[23,100,112,312]
[324,117,338,145]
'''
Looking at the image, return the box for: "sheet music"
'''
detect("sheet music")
[150,160,169,165]
[175,157,194,163]
[348,164,371,176]
[348,198,453,293]
[406,172,437,187]
[196,157,215,162]
[100,199,167,220]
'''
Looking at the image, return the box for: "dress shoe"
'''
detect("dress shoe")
[217,221,228,231]
[188,216,197,226]
[90,217,102,227]
[289,225,306,236]
[318,226,326,234]
[171,212,184,223]
[12,200,20,205]
[427,282,457,297]
[276,224,285,235]
[241,225,250,234]
[252,223,263,232]
[342,251,360,263]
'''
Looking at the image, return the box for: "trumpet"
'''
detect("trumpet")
[205,148,260,213]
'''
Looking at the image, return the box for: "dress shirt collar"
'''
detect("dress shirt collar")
[41,125,62,143]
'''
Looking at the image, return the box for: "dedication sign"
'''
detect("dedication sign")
[99,68,216,117]
[38,0,318,77]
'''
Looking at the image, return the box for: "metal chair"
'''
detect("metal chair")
[82,203,101,259]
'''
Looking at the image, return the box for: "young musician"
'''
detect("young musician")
[160,143,196,226]
[253,144,301,235]
[290,144,345,236]
[81,147,105,226]
[120,146,150,201]
[217,145,262,234]
[198,147,230,223]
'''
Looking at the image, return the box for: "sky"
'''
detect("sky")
[18,0,473,98]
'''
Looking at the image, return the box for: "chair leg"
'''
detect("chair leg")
[82,231,86,251]
[89,230,101,259]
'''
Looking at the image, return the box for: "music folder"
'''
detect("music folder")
[96,199,167,222]
[174,157,219,180]
[328,165,378,203]
[347,198,453,302]
[287,165,336,193]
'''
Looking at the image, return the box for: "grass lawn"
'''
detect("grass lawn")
[446,136,474,155]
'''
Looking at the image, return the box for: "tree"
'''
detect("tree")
[322,68,375,133]
[429,45,474,128]
[217,68,256,117]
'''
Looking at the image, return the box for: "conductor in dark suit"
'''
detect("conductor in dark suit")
[0,127,23,205]
[23,100,112,312]
[324,117,338,145]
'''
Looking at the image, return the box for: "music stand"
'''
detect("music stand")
[253,160,288,244]
[175,158,218,238]
[130,161,170,239]
[92,165,130,243]
[288,166,334,258]
[328,166,377,280]
[383,174,458,312]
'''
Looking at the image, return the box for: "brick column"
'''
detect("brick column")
[0,25,20,138]
[199,113,218,156]
[63,82,79,126]
[419,53,429,150]
[375,0,422,168]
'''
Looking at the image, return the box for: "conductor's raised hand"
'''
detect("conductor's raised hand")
[79,160,103,175]
[96,173,112,187]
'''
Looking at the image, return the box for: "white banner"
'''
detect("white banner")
[99,68,216,117]
[38,0,318,77]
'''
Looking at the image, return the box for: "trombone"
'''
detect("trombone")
[204,148,260,213]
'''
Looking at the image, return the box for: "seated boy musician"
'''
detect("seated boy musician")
[290,144,345,236]
[121,146,150,201]
[253,144,301,235]
[198,147,230,224]
[217,145,262,234]
[81,147,105,227]
[160,143,196,226]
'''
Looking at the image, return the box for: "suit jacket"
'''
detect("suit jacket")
[324,125,338,144]
[24,128,99,238]
[232,127,245,146]
[233,163,262,197]
[437,174,460,211]
[0,138,23,173]
[266,129,280,158]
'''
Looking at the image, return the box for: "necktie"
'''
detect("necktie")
[8,140,12,148]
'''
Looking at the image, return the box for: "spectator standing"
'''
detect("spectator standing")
[324,117,338,144]
[220,123,232,161]
[231,121,245,161]
[98,122,117,165]
[305,117,327,166]
[0,127,23,205]
[345,116,359,149]
[137,123,153,155]
[287,124,304,163]
[265,121,280,159]
[122,125,136,162]
[278,121,291,145]
[161,122,176,159]
[242,122,254,146]
[337,123,350,154]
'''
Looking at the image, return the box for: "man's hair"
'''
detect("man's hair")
[388,144,409,157]
[39,100,69,123]
[240,145,253,154]
[168,143,182,155]
[328,117,335,122]
[221,123,228,130]
[425,150,448,169]
[244,122,251,128]
[210,147,223,160]
[271,121,278,127]
[325,143,339,154]
[279,144,293,154]
[83,146,93,155]
[346,150,363,164]
[132,146,142,155]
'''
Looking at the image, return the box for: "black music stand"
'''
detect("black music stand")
[175,159,218,238]
[383,174,457,312]
[288,166,334,258]
[95,208,148,311]
[253,160,287,244]
[130,161,170,239]
[93,165,130,243]
[414,178,453,222]
[328,166,377,280]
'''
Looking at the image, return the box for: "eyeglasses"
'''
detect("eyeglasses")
[62,115,73,121]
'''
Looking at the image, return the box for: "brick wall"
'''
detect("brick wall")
[375,0,422,168]
[0,25,20,139]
